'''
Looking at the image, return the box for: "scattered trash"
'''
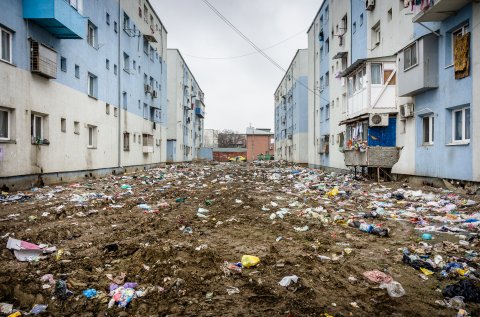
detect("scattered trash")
[279,275,299,287]
[226,286,240,295]
[443,279,480,303]
[6,237,56,262]
[0,303,13,314]
[293,225,309,232]
[241,255,260,268]
[363,270,393,284]
[83,288,98,298]
[379,281,406,298]
[29,304,48,315]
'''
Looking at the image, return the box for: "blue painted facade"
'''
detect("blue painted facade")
[414,4,473,180]
[369,118,397,147]
[350,0,367,63]
[318,2,330,166]
[1,0,166,126]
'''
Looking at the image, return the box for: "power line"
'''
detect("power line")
[183,28,307,60]
[201,0,327,102]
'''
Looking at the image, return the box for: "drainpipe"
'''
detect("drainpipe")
[117,0,122,168]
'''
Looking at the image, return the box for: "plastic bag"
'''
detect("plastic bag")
[279,275,299,287]
[241,255,260,268]
[380,281,405,298]
[327,187,339,197]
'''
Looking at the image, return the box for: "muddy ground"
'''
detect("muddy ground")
[0,162,479,316]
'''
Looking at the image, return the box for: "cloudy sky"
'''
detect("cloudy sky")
[152,0,320,133]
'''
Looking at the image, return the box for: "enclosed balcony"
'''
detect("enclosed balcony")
[413,0,472,23]
[23,0,86,39]
[195,100,205,118]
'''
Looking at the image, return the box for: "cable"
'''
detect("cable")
[183,28,307,60]
[201,0,328,103]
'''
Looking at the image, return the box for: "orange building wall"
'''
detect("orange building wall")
[246,135,274,161]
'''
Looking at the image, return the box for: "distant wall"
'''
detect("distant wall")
[198,148,213,160]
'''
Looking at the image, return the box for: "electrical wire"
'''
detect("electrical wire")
[201,0,327,102]
[183,28,307,60]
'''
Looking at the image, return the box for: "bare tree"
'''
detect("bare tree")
[218,130,246,148]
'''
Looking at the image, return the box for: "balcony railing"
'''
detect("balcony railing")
[413,0,472,23]
[23,0,86,39]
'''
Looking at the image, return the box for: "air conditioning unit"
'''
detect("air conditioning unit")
[400,103,414,118]
[369,113,389,127]
[152,90,158,98]
[366,0,375,11]
[144,84,152,94]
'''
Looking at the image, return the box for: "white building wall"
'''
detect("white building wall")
[329,3,350,170]
[166,49,204,162]
[307,14,322,167]
[473,3,480,181]
[0,63,119,177]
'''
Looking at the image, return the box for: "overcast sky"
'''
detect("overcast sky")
[152,0,320,133]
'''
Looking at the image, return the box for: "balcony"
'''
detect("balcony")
[23,0,86,39]
[413,0,472,23]
[195,100,205,118]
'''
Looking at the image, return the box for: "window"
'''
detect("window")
[387,8,392,21]
[320,76,324,91]
[0,108,10,140]
[123,52,130,71]
[371,63,383,85]
[143,103,148,119]
[325,6,329,21]
[341,15,348,31]
[87,73,98,98]
[360,14,363,26]
[144,5,148,22]
[422,115,434,145]
[320,46,324,60]
[122,91,127,109]
[325,72,329,87]
[404,42,418,70]
[114,107,118,117]
[123,12,130,31]
[372,22,381,47]
[75,64,80,78]
[452,107,470,143]
[106,59,110,69]
[114,64,117,75]
[114,21,118,33]
[74,121,80,134]
[326,104,330,120]
[31,114,44,140]
[61,118,66,133]
[123,132,130,151]
[325,38,329,53]
[133,60,136,71]
[353,22,357,34]
[60,57,67,72]
[150,46,155,61]
[450,24,469,67]
[87,21,97,48]
[88,125,97,148]
[106,12,110,25]
[106,103,110,115]
[143,37,149,54]
[1,27,12,63]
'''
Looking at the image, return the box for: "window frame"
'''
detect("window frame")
[60,56,67,72]
[451,107,470,144]
[31,114,43,140]
[123,132,130,151]
[87,21,97,48]
[87,73,97,98]
[0,27,13,64]
[87,125,97,149]
[371,63,383,85]
[422,115,434,145]
[450,24,469,66]
[0,107,10,140]
[404,42,418,71]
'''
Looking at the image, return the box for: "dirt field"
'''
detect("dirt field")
[0,162,479,316]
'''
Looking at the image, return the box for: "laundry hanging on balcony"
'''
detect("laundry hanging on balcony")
[454,32,470,80]
[406,0,435,11]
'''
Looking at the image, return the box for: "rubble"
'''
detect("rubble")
[0,162,478,315]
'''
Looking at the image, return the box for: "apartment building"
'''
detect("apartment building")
[303,0,479,182]
[0,0,168,188]
[166,49,205,162]
[274,49,308,163]
[397,0,479,181]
